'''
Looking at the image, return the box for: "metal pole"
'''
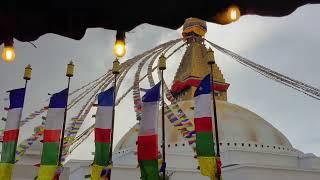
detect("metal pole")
[210,63,221,180]
[161,71,166,180]
[57,76,71,179]
[24,80,28,89]
[107,74,117,180]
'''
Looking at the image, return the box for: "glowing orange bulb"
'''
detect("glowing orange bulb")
[228,6,240,22]
[230,10,237,20]
[2,46,16,62]
[113,40,126,58]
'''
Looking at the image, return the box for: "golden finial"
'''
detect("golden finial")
[112,59,120,74]
[206,48,215,65]
[24,64,32,80]
[158,54,167,70]
[66,61,75,77]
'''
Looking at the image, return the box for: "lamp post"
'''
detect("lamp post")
[206,48,222,180]
[107,59,120,180]
[57,61,74,179]
[159,54,167,180]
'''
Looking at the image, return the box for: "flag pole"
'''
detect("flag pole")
[57,61,74,179]
[107,59,120,180]
[159,54,167,180]
[207,48,221,180]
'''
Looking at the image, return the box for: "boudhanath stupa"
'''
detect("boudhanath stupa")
[3,18,319,180]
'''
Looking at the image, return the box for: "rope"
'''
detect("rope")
[16,39,183,162]
[67,73,112,110]
[16,72,111,128]
[61,73,118,162]
[69,124,94,153]
[69,71,110,97]
[64,58,144,159]
[68,53,157,153]
[146,41,197,149]
[132,51,162,121]
[15,73,112,161]
[155,43,197,149]
[205,39,320,101]
[68,39,183,154]
[64,76,112,136]
[116,42,182,104]
[68,60,140,153]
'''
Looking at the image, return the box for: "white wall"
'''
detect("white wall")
[71,164,320,180]
[224,165,320,180]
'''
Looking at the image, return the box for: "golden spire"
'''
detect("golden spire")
[171,18,229,101]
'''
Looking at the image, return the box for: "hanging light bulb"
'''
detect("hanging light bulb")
[114,40,126,58]
[113,31,126,58]
[212,5,241,24]
[228,5,241,22]
[2,39,15,63]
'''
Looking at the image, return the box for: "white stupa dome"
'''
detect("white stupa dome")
[115,100,296,154]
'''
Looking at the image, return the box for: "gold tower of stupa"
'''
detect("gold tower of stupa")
[171,18,229,101]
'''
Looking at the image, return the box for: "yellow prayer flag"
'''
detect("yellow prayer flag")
[91,164,104,180]
[0,163,14,180]
[37,165,58,180]
[198,156,216,179]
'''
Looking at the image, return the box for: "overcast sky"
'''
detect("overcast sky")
[0,4,319,161]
